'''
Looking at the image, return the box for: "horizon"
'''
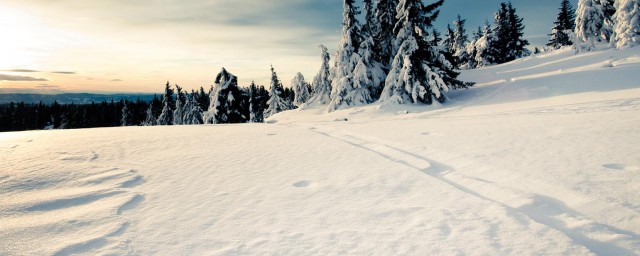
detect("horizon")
[0,0,577,94]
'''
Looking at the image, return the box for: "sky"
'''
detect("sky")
[0,0,577,94]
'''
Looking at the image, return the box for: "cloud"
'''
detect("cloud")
[3,69,77,75]
[111,79,123,82]
[5,69,40,72]
[0,74,48,81]
[36,84,61,89]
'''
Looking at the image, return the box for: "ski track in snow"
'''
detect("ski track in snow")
[303,125,640,256]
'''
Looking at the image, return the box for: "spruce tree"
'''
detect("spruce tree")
[548,0,576,49]
[292,73,310,107]
[249,82,268,122]
[182,91,203,125]
[374,0,399,68]
[379,0,471,105]
[173,85,185,125]
[120,100,133,126]
[453,15,470,68]
[142,104,156,126]
[156,82,175,125]
[575,0,610,51]
[506,2,530,59]
[306,45,332,105]
[264,66,290,118]
[203,68,247,124]
[612,0,640,49]
[598,0,616,41]
[490,2,529,63]
[443,24,457,65]
[475,20,496,67]
[329,0,372,111]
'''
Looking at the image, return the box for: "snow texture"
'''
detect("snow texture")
[613,0,640,49]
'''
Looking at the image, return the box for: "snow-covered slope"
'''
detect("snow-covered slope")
[1,46,639,255]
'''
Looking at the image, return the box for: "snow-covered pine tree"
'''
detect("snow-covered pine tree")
[612,0,640,49]
[182,91,203,125]
[291,73,310,107]
[143,104,156,126]
[359,0,387,100]
[156,82,175,125]
[263,66,290,118]
[120,100,133,126]
[575,0,610,51]
[474,20,496,67]
[443,24,457,64]
[306,45,332,106]
[328,0,371,111]
[203,68,248,124]
[379,0,471,105]
[453,15,470,68]
[173,85,185,125]
[374,0,399,68]
[548,0,576,49]
[362,0,379,61]
[598,0,616,41]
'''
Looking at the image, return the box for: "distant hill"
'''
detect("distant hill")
[0,93,158,104]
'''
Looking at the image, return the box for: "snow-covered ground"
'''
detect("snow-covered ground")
[1,46,639,255]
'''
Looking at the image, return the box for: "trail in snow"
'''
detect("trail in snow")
[302,125,640,256]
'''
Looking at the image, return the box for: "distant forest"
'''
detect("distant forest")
[0,81,296,132]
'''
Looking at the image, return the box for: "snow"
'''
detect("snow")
[2,46,640,255]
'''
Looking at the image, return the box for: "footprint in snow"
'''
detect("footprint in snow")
[603,164,640,171]
[293,180,312,188]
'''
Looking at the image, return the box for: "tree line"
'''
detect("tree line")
[2,0,638,131]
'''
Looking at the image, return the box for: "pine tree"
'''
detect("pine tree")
[474,21,496,67]
[358,0,387,101]
[291,73,310,107]
[264,66,291,118]
[575,0,610,51]
[306,45,332,106]
[173,85,186,125]
[203,68,248,124]
[248,82,268,123]
[490,2,529,63]
[379,0,471,105]
[156,82,175,125]
[598,0,616,41]
[443,24,457,65]
[612,0,640,49]
[143,104,156,126]
[120,100,133,126]
[328,0,367,111]
[374,0,399,68]
[182,91,203,125]
[453,15,470,67]
[506,2,530,59]
[548,0,576,49]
